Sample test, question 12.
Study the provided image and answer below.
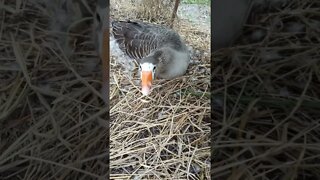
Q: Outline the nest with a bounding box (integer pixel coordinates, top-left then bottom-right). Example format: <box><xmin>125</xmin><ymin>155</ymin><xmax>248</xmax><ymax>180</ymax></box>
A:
<box><xmin>213</xmin><ymin>0</ymin><xmax>320</xmax><ymax>179</ymax></box>
<box><xmin>0</xmin><ymin>0</ymin><xmax>108</xmax><ymax>179</ymax></box>
<box><xmin>110</xmin><ymin>0</ymin><xmax>211</xmax><ymax>179</ymax></box>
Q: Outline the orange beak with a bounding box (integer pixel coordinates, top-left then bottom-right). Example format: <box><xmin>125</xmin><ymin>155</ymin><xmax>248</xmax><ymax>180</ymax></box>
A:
<box><xmin>141</xmin><ymin>71</ymin><xmax>153</xmax><ymax>96</ymax></box>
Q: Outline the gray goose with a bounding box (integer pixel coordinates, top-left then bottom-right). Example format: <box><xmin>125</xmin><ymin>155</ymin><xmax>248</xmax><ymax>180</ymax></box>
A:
<box><xmin>111</xmin><ymin>20</ymin><xmax>190</xmax><ymax>96</ymax></box>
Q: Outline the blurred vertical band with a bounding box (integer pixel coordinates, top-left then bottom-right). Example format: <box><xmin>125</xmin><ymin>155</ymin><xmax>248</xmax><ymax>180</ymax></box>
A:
<box><xmin>94</xmin><ymin>0</ymin><xmax>109</xmax><ymax>104</ymax></box>
<box><xmin>94</xmin><ymin>0</ymin><xmax>110</xmax><ymax>178</ymax></box>
<box><xmin>212</xmin><ymin>0</ymin><xmax>252</xmax><ymax>51</ymax></box>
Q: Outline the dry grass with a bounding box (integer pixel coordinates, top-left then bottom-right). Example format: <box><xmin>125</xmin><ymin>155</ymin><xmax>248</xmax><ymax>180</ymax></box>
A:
<box><xmin>110</xmin><ymin>0</ymin><xmax>175</xmax><ymax>24</ymax></box>
<box><xmin>110</xmin><ymin>0</ymin><xmax>211</xmax><ymax>179</ymax></box>
<box><xmin>0</xmin><ymin>0</ymin><xmax>108</xmax><ymax>179</ymax></box>
<box><xmin>212</xmin><ymin>0</ymin><xmax>320</xmax><ymax>179</ymax></box>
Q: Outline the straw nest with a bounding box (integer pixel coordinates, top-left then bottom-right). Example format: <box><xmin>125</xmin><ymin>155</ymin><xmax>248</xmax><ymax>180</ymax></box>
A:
<box><xmin>110</xmin><ymin>0</ymin><xmax>210</xmax><ymax>179</ymax></box>
<box><xmin>1</xmin><ymin>0</ymin><xmax>108</xmax><ymax>179</ymax></box>
<box><xmin>212</xmin><ymin>0</ymin><xmax>320</xmax><ymax>179</ymax></box>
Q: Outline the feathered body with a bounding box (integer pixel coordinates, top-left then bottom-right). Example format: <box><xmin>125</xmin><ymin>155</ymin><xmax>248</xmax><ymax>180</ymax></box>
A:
<box><xmin>111</xmin><ymin>20</ymin><xmax>190</xmax><ymax>80</ymax></box>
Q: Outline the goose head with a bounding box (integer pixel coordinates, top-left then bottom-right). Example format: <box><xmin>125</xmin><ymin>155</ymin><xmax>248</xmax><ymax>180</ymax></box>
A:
<box><xmin>138</xmin><ymin>48</ymin><xmax>172</xmax><ymax>96</ymax></box>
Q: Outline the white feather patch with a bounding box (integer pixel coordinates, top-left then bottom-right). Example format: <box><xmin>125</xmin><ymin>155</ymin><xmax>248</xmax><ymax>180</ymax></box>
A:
<box><xmin>140</xmin><ymin>62</ymin><xmax>155</xmax><ymax>72</ymax></box>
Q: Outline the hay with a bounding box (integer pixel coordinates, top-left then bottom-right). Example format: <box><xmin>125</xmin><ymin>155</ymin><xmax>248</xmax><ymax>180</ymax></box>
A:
<box><xmin>110</xmin><ymin>1</ymin><xmax>211</xmax><ymax>179</ymax></box>
<box><xmin>212</xmin><ymin>0</ymin><xmax>320</xmax><ymax>179</ymax></box>
<box><xmin>110</xmin><ymin>0</ymin><xmax>175</xmax><ymax>24</ymax></box>
<box><xmin>0</xmin><ymin>0</ymin><xmax>108</xmax><ymax>179</ymax></box>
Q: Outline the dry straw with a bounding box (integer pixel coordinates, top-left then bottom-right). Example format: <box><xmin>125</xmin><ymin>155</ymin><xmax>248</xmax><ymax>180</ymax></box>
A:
<box><xmin>110</xmin><ymin>0</ymin><xmax>211</xmax><ymax>179</ymax></box>
<box><xmin>212</xmin><ymin>0</ymin><xmax>320</xmax><ymax>179</ymax></box>
<box><xmin>1</xmin><ymin>0</ymin><xmax>108</xmax><ymax>179</ymax></box>
<box><xmin>0</xmin><ymin>0</ymin><xmax>210</xmax><ymax>179</ymax></box>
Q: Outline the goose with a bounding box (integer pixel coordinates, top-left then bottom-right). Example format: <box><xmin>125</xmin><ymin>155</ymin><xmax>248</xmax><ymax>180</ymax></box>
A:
<box><xmin>111</xmin><ymin>20</ymin><xmax>190</xmax><ymax>96</ymax></box>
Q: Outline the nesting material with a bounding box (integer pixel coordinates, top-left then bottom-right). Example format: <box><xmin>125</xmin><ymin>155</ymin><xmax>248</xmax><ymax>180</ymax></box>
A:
<box><xmin>212</xmin><ymin>0</ymin><xmax>320</xmax><ymax>179</ymax></box>
<box><xmin>110</xmin><ymin>0</ymin><xmax>210</xmax><ymax>179</ymax></box>
<box><xmin>110</xmin><ymin>0</ymin><xmax>174</xmax><ymax>23</ymax></box>
<box><xmin>0</xmin><ymin>0</ymin><xmax>108</xmax><ymax>179</ymax></box>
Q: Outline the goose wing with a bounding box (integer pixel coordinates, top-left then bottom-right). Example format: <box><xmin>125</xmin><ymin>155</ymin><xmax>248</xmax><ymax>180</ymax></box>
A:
<box><xmin>111</xmin><ymin>20</ymin><xmax>167</xmax><ymax>60</ymax></box>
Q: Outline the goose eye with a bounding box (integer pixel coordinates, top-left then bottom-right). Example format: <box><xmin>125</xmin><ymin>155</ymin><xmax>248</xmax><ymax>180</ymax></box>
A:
<box><xmin>139</xmin><ymin>65</ymin><xmax>141</xmax><ymax>70</ymax></box>
<box><xmin>153</xmin><ymin>66</ymin><xmax>156</xmax><ymax>71</ymax></box>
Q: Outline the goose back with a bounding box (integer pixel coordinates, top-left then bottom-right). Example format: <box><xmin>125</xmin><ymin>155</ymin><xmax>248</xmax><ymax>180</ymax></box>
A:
<box><xmin>111</xmin><ymin>20</ymin><xmax>187</xmax><ymax>61</ymax></box>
